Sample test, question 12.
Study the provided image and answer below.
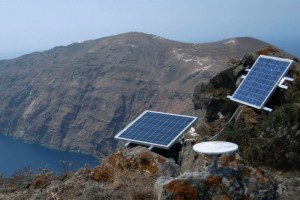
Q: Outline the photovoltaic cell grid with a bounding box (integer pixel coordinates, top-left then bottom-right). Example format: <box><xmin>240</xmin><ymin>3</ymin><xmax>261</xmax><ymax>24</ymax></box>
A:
<box><xmin>229</xmin><ymin>55</ymin><xmax>293</xmax><ymax>109</ymax></box>
<box><xmin>114</xmin><ymin>110</ymin><xmax>197</xmax><ymax>149</ymax></box>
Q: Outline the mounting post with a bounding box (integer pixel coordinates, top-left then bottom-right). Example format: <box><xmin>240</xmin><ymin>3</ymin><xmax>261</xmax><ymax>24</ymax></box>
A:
<box><xmin>148</xmin><ymin>146</ymin><xmax>154</xmax><ymax>150</ymax></box>
<box><xmin>278</xmin><ymin>77</ymin><xmax>294</xmax><ymax>89</ymax></box>
<box><xmin>263</xmin><ymin>107</ymin><xmax>272</xmax><ymax>112</ymax></box>
<box><xmin>125</xmin><ymin>142</ymin><xmax>131</xmax><ymax>147</ymax></box>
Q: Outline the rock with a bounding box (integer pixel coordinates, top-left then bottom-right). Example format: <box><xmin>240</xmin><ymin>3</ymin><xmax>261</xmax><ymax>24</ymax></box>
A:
<box><xmin>155</xmin><ymin>158</ymin><xmax>278</xmax><ymax>200</ymax></box>
<box><xmin>209</xmin><ymin>68</ymin><xmax>236</xmax><ymax>90</ymax></box>
<box><xmin>192</xmin><ymin>67</ymin><xmax>239</xmax><ymax>122</ymax></box>
<box><xmin>276</xmin><ymin>177</ymin><xmax>300</xmax><ymax>199</ymax></box>
<box><xmin>90</xmin><ymin>146</ymin><xmax>180</xmax><ymax>182</ymax></box>
<box><xmin>179</xmin><ymin>139</ymin><xmax>211</xmax><ymax>173</ymax></box>
<box><xmin>233</xmin><ymin>64</ymin><xmax>245</xmax><ymax>78</ymax></box>
<box><xmin>154</xmin><ymin>176</ymin><xmax>172</xmax><ymax>200</ymax></box>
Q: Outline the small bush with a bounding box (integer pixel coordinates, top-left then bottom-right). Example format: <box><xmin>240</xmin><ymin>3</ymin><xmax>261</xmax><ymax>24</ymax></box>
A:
<box><xmin>9</xmin><ymin>167</ymin><xmax>33</xmax><ymax>189</ymax></box>
<box><xmin>31</xmin><ymin>171</ymin><xmax>53</xmax><ymax>189</ymax></box>
<box><xmin>256</xmin><ymin>47</ymin><xmax>279</xmax><ymax>55</ymax></box>
<box><xmin>90</xmin><ymin>166</ymin><xmax>114</xmax><ymax>182</ymax></box>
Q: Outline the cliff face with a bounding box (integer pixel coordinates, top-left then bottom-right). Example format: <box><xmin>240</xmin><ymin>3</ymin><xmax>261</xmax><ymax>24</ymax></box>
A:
<box><xmin>0</xmin><ymin>32</ymin><xmax>270</xmax><ymax>157</ymax></box>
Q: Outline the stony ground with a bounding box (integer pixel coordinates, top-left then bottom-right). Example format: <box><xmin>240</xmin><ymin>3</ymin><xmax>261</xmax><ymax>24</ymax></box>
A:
<box><xmin>267</xmin><ymin>168</ymin><xmax>300</xmax><ymax>200</ymax></box>
<box><xmin>0</xmin><ymin>147</ymin><xmax>178</xmax><ymax>200</ymax></box>
<box><xmin>0</xmin><ymin>147</ymin><xmax>299</xmax><ymax>199</ymax></box>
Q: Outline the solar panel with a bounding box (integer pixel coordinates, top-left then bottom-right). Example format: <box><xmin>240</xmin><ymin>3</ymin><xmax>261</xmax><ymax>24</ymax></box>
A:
<box><xmin>114</xmin><ymin>110</ymin><xmax>197</xmax><ymax>149</ymax></box>
<box><xmin>229</xmin><ymin>55</ymin><xmax>293</xmax><ymax>110</ymax></box>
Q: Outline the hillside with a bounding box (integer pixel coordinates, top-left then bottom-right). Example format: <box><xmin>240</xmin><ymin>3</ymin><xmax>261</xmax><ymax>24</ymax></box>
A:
<box><xmin>0</xmin><ymin>32</ymin><xmax>271</xmax><ymax>158</ymax></box>
<box><xmin>0</xmin><ymin>37</ymin><xmax>299</xmax><ymax>199</ymax></box>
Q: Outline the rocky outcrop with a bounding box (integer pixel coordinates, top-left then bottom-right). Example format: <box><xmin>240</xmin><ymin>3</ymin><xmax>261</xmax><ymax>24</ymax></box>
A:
<box><xmin>0</xmin><ymin>146</ymin><xmax>180</xmax><ymax>200</ymax></box>
<box><xmin>155</xmin><ymin>154</ymin><xmax>278</xmax><ymax>200</ymax></box>
<box><xmin>192</xmin><ymin>53</ymin><xmax>257</xmax><ymax>122</ymax></box>
<box><xmin>0</xmin><ymin>139</ymin><xmax>298</xmax><ymax>199</ymax></box>
<box><xmin>90</xmin><ymin>146</ymin><xmax>179</xmax><ymax>182</ymax></box>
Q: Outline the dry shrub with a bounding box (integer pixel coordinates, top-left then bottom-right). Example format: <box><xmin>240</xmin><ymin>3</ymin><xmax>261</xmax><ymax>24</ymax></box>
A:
<box><xmin>31</xmin><ymin>172</ymin><xmax>53</xmax><ymax>189</ymax></box>
<box><xmin>256</xmin><ymin>46</ymin><xmax>279</xmax><ymax>55</ymax></box>
<box><xmin>9</xmin><ymin>167</ymin><xmax>33</xmax><ymax>189</ymax></box>
<box><xmin>106</xmin><ymin>150</ymin><xmax>134</xmax><ymax>170</ymax></box>
<box><xmin>107</xmin><ymin>166</ymin><xmax>157</xmax><ymax>200</ymax></box>
<box><xmin>90</xmin><ymin>150</ymin><xmax>133</xmax><ymax>182</ymax></box>
<box><xmin>90</xmin><ymin>148</ymin><xmax>164</xmax><ymax>183</ymax></box>
<box><xmin>90</xmin><ymin>148</ymin><xmax>163</xmax><ymax>199</ymax></box>
<box><xmin>235</xmin><ymin>106</ymin><xmax>261</xmax><ymax>126</ymax></box>
<box><xmin>136</xmin><ymin>151</ymin><xmax>159</xmax><ymax>174</ymax></box>
<box><xmin>90</xmin><ymin>166</ymin><xmax>114</xmax><ymax>182</ymax></box>
<box><xmin>199</xmin><ymin>119</ymin><xmax>226</xmax><ymax>138</ymax></box>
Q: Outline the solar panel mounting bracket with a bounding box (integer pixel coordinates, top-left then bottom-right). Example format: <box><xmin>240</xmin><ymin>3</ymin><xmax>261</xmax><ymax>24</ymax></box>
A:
<box><xmin>263</xmin><ymin>107</ymin><xmax>272</xmax><ymax>112</ymax></box>
<box><xmin>228</xmin><ymin>55</ymin><xmax>294</xmax><ymax>112</ymax></box>
<box><xmin>278</xmin><ymin>77</ymin><xmax>294</xmax><ymax>90</ymax></box>
<box><xmin>125</xmin><ymin>142</ymin><xmax>131</xmax><ymax>147</ymax></box>
<box><xmin>148</xmin><ymin>146</ymin><xmax>154</xmax><ymax>150</ymax></box>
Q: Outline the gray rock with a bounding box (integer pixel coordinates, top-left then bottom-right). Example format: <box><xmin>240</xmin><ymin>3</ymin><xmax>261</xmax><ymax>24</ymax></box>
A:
<box><xmin>155</xmin><ymin>158</ymin><xmax>278</xmax><ymax>200</ymax></box>
<box><xmin>154</xmin><ymin>176</ymin><xmax>172</xmax><ymax>200</ymax></box>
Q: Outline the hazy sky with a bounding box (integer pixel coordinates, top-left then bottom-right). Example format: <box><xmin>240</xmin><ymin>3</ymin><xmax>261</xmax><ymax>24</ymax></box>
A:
<box><xmin>1</xmin><ymin>0</ymin><xmax>300</xmax><ymax>59</ymax></box>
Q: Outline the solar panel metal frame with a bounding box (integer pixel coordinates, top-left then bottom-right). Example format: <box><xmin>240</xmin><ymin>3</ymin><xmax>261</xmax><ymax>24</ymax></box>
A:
<box><xmin>114</xmin><ymin>110</ymin><xmax>197</xmax><ymax>149</ymax></box>
<box><xmin>229</xmin><ymin>55</ymin><xmax>294</xmax><ymax>109</ymax></box>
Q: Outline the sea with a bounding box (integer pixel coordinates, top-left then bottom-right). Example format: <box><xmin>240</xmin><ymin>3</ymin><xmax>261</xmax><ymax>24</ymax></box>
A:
<box><xmin>0</xmin><ymin>134</ymin><xmax>99</xmax><ymax>177</ymax></box>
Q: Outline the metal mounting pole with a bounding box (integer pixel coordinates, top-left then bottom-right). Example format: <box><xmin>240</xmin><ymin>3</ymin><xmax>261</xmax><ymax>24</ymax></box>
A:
<box><xmin>211</xmin><ymin>154</ymin><xmax>220</xmax><ymax>174</ymax></box>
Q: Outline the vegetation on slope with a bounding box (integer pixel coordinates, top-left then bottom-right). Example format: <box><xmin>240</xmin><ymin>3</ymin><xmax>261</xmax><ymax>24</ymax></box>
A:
<box><xmin>193</xmin><ymin>47</ymin><xmax>300</xmax><ymax>170</ymax></box>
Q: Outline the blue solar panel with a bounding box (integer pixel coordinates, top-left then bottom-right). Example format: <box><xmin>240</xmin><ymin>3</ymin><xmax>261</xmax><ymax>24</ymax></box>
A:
<box><xmin>229</xmin><ymin>55</ymin><xmax>293</xmax><ymax>109</ymax></box>
<box><xmin>114</xmin><ymin>110</ymin><xmax>197</xmax><ymax>149</ymax></box>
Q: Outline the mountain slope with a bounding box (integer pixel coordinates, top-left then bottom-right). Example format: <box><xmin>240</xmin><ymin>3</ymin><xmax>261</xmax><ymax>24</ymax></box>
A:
<box><xmin>0</xmin><ymin>32</ymin><xmax>271</xmax><ymax>157</ymax></box>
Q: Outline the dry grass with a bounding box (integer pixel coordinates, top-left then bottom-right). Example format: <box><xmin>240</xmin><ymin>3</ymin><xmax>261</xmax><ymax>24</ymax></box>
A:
<box><xmin>89</xmin><ymin>148</ymin><xmax>169</xmax><ymax>199</ymax></box>
<box><xmin>256</xmin><ymin>46</ymin><xmax>279</xmax><ymax>55</ymax></box>
<box><xmin>31</xmin><ymin>173</ymin><xmax>53</xmax><ymax>189</ymax></box>
<box><xmin>198</xmin><ymin>119</ymin><xmax>226</xmax><ymax>138</ymax></box>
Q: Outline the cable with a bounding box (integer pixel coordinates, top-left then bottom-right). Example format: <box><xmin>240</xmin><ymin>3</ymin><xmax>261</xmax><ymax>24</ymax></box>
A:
<box><xmin>209</xmin><ymin>105</ymin><xmax>242</xmax><ymax>141</ymax></box>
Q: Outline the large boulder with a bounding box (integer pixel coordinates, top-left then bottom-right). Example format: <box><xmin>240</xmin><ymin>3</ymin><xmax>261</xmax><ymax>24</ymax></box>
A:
<box><xmin>155</xmin><ymin>154</ymin><xmax>278</xmax><ymax>200</ymax></box>
<box><xmin>90</xmin><ymin>146</ymin><xmax>180</xmax><ymax>182</ymax></box>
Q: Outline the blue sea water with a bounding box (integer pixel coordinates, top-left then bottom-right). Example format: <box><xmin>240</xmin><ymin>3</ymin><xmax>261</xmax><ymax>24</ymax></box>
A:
<box><xmin>0</xmin><ymin>135</ymin><xmax>99</xmax><ymax>177</ymax></box>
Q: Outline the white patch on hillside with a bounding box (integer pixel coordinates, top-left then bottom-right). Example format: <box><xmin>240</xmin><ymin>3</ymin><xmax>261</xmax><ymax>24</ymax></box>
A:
<box><xmin>173</xmin><ymin>50</ymin><xmax>196</xmax><ymax>63</ymax></box>
<box><xmin>172</xmin><ymin>49</ymin><xmax>213</xmax><ymax>75</ymax></box>
<box><xmin>223</xmin><ymin>39</ymin><xmax>237</xmax><ymax>45</ymax></box>
<box><xmin>126</xmin><ymin>43</ymin><xmax>135</xmax><ymax>48</ymax></box>
<box><xmin>23</xmin><ymin>99</ymin><xmax>38</xmax><ymax>117</ymax></box>
<box><xmin>153</xmin><ymin>35</ymin><xmax>166</xmax><ymax>40</ymax></box>
<box><xmin>193</xmin><ymin>65</ymin><xmax>212</xmax><ymax>73</ymax></box>
<box><xmin>173</xmin><ymin>50</ymin><xmax>212</xmax><ymax>68</ymax></box>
